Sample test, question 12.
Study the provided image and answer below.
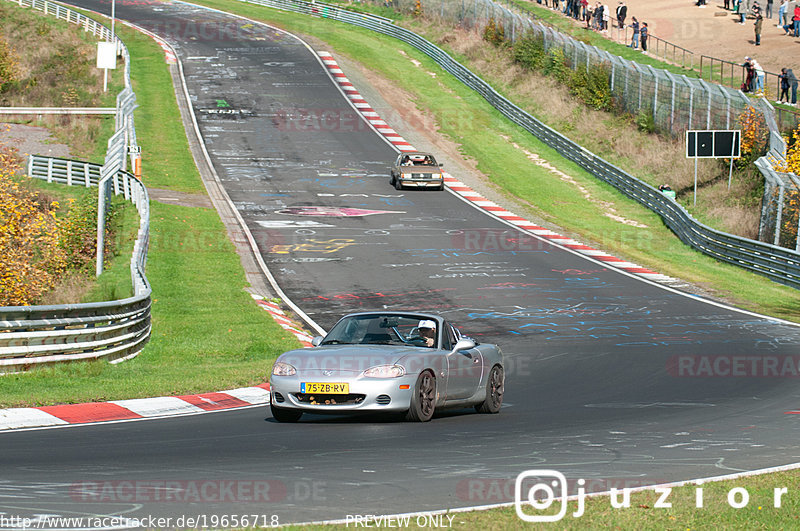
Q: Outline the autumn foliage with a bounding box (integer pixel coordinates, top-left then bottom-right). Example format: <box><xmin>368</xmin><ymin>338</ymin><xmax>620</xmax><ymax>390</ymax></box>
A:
<box><xmin>777</xmin><ymin>126</ymin><xmax>800</xmax><ymax>246</ymax></box>
<box><xmin>0</xmin><ymin>139</ymin><xmax>121</xmax><ymax>306</ymax></box>
<box><xmin>735</xmin><ymin>106</ymin><xmax>769</xmax><ymax>169</ymax></box>
<box><xmin>0</xmin><ymin>143</ymin><xmax>66</xmax><ymax>306</ymax></box>
<box><xmin>0</xmin><ymin>30</ymin><xmax>20</xmax><ymax>92</ymax></box>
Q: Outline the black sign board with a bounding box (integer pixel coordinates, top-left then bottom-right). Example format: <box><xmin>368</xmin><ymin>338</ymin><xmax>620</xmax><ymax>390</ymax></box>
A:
<box><xmin>686</xmin><ymin>130</ymin><xmax>741</xmax><ymax>159</ymax></box>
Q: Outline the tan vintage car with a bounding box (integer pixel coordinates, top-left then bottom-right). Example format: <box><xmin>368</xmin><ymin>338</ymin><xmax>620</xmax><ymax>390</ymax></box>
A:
<box><xmin>389</xmin><ymin>152</ymin><xmax>445</xmax><ymax>191</ymax></box>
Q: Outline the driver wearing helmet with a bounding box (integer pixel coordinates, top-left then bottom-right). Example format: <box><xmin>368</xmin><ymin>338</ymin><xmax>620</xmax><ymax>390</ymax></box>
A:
<box><xmin>416</xmin><ymin>320</ymin><xmax>437</xmax><ymax>348</ymax></box>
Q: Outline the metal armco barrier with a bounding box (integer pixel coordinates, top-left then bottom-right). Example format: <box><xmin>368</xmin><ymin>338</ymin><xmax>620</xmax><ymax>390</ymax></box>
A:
<box><xmin>236</xmin><ymin>0</ymin><xmax>800</xmax><ymax>289</ymax></box>
<box><xmin>1</xmin><ymin>0</ymin><xmax>150</xmax><ymax>371</ymax></box>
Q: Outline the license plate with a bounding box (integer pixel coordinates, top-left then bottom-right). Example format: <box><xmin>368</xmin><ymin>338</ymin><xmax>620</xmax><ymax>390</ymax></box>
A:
<box><xmin>301</xmin><ymin>382</ymin><xmax>349</xmax><ymax>394</ymax></box>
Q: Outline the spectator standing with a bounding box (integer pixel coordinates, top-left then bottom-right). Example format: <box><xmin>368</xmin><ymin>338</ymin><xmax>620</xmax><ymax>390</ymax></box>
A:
<box><xmin>742</xmin><ymin>57</ymin><xmax>755</xmax><ymax>92</ymax></box>
<box><xmin>603</xmin><ymin>3</ymin><xmax>611</xmax><ymax>31</ymax></box>
<box><xmin>767</xmin><ymin>0</ymin><xmax>774</xmax><ymax>17</ymax></box>
<box><xmin>788</xmin><ymin>68</ymin><xmax>798</xmax><ymax>105</ymax></box>
<box><xmin>616</xmin><ymin>1</ymin><xmax>627</xmax><ymax>27</ymax></box>
<box><xmin>778</xmin><ymin>0</ymin><xmax>787</xmax><ymax>25</ymax></box>
<box><xmin>735</xmin><ymin>0</ymin><xmax>746</xmax><ymax>23</ymax></box>
<box><xmin>724</xmin><ymin>0</ymin><xmax>731</xmax><ymax>9</ymax></box>
<box><xmin>629</xmin><ymin>16</ymin><xmax>640</xmax><ymax>48</ymax></box>
<box><xmin>753</xmin><ymin>59</ymin><xmax>765</xmax><ymax>93</ymax></box>
<box><xmin>795</xmin><ymin>4</ymin><xmax>800</xmax><ymax>35</ymax></box>
<box><xmin>754</xmin><ymin>12</ymin><xmax>764</xmax><ymax>44</ymax></box>
<box><xmin>640</xmin><ymin>22</ymin><xmax>648</xmax><ymax>52</ymax></box>
<box><xmin>594</xmin><ymin>2</ymin><xmax>602</xmax><ymax>30</ymax></box>
<box><xmin>581</xmin><ymin>0</ymin><xmax>588</xmax><ymax>20</ymax></box>
<box><xmin>778</xmin><ymin>68</ymin><xmax>790</xmax><ymax>104</ymax></box>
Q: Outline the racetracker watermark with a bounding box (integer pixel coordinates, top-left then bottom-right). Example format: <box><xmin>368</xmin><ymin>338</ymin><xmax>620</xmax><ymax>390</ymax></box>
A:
<box><xmin>450</xmin><ymin>229</ymin><xmax>547</xmax><ymax>253</ymax></box>
<box><xmin>514</xmin><ymin>469</ymin><xmax>796</xmax><ymax>522</ymax></box>
<box><xmin>667</xmin><ymin>355</ymin><xmax>800</xmax><ymax>377</ymax></box>
<box><xmin>69</xmin><ymin>479</ymin><xmax>325</xmax><ymax>503</ymax></box>
<box><xmin>345</xmin><ymin>513</ymin><xmax>455</xmax><ymax>528</ymax></box>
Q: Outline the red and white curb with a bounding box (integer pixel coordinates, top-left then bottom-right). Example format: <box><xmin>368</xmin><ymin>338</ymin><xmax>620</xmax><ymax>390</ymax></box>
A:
<box><xmin>253</xmin><ymin>296</ymin><xmax>315</xmax><ymax>347</ymax></box>
<box><xmin>319</xmin><ymin>51</ymin><xmax>676</xmax><ymax>285</ymax></box>
<box><xmin>0</xmin><ymin>384</ymin><xmax>271</xmax><ymax>431</ymax></box>
<box><xmin>319</xmin><ymin>51</ymin><xmax>416</xmax><ymax>153</ymax></box>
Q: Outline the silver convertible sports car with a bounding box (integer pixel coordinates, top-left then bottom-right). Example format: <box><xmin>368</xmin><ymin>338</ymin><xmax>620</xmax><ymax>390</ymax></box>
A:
<box><xmin>269</xmin><ymin>312</ymin><xmax>504</xmax><ymax>422</ymax></box>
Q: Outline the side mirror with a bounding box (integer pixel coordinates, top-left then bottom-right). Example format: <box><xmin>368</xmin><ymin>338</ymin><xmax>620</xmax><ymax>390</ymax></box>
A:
<box><xmin>452</xmin><ymin>338</ymin><xmax>476</xmax><ymax>353</ymax></box>
<box><xmin>311</xmin><ymin>336</ymin><xmax>324</xmax><ymax>347</ymax></box>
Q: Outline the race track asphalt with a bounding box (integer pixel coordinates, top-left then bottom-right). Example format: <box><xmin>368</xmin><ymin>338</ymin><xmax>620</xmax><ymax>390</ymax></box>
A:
<box><xmin>1</xmin><ymin>1</ymin><xmax>799</xmax><ymax>526</ymax></box>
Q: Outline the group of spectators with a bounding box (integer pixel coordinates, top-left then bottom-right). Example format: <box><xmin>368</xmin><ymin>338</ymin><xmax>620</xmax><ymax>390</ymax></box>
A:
<box><xmin>536</xmin><ymin>0</ymin><xmax>797</xmax><ymax>104</ymax></box>
<box><xmin>535</xmin><ymin>1</ymin><xmax>651</xmax><ymax>50</ymax></box>
<box><xmin>743</xmin><ymin>57</ymin><xmax>798</xmax><ymax>105</ymax></box>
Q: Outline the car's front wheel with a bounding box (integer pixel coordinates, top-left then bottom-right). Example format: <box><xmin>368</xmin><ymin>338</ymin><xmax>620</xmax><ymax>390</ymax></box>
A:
<box><xmin>475</xmin><ymin>365</ymin><xmax>504</xmax><ymax>414</ymax></box>
<box><xmin>406</xmin><ymin>370</ymin><xmax>436</xmax><ymax>422</ymax></box>
<box><xmin>271</xmin><ymin>404</ymin><xmax>303</xmax><ymax>422</ymax></box>
<box><xmin>394</xmin><ymin>178</ymin><xmax>404</xmax><ymax>190</ymax></box>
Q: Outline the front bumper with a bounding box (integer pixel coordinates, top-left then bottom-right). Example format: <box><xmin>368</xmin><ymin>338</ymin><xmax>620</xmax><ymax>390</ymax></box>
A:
<box><xmin>270</xmin><ymin>374</ymin><xmax>416</xmax><ymax>413</ymax></box>
<box><xmin>398</xmin><ymin>175</ymin><xmax>443</xmax><ymax>188</ymax></box>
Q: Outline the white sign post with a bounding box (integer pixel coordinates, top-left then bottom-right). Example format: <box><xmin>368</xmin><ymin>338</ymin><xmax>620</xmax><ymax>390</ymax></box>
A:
<box><xmin>96</xmin><ymin>41</ymin><xmax>117</xmax><ymax>93</ymax></box>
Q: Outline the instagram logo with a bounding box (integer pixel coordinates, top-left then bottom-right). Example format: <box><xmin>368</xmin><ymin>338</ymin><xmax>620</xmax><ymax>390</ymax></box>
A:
<box><xmin>515</xmin><ymin>470</ymin><xmax>585</xmax><ymax>522</ymax></box>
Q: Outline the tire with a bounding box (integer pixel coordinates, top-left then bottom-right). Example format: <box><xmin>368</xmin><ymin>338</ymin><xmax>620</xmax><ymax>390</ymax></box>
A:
<box><xmin>271</xmin><ymin>403</ymin><xmax>303</xmax><ymax>422</ymax></box>
<box><xmin>436</xmin><ymin>182</ymin><xmax>445</xmax><ymax>191</ymax></box>
<box><xmin>394</xmin><ymin>178</ymin><xmax>403</xmax><ymax>190</ymax></box>
<box><xmin>406</xmin><ymin>370</ymin><xmax>436</xmax><ymax>422</ymax></box>
<box><xmin>475</xmin><ymin>365</ymin><xmax>504</xmax><ymax>414</ymax></box>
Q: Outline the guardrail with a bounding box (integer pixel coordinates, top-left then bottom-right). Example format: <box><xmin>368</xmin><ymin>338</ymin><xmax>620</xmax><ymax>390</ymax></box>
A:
<box><xmin>244</xmin><ymin>0</ymin><xmax>800</xmax><ymax>288</ymax></box>
<box><xmin>0</xmin><ymin>0</ymin><xmax>150</xmax><ymax>371</ymax></box>
<box><xmin>0</xmin><ymin>107</ymin><xmax>117</xmax><ymax>115</ymax></box>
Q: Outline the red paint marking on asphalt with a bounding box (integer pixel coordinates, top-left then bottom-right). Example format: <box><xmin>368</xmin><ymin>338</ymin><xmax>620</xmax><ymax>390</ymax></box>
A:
<box><xmin>178</xmin><ymin>392</ymin><xmax>252</xmax><ymax>411</ymax></box>
<box><xmin>39</xmin><ymin>403</ymin><xmax>144</xmax><ymax>424</ymax></box>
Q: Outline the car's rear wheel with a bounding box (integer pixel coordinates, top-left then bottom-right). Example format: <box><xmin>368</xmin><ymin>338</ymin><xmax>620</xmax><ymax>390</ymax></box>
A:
<box><xmin>475</xmin><ymin>365</ymin><xmax>504</xmax><ymax>414</ymax></box>
<box><xmin>406</xmin><ymin>370</ymin><xmax>436</xmax><ymax>422</ymax></box>
<box><xmin>271</xmin><ymin>404</ymin><xmax>303</xmax><ymax>422</ymax></box>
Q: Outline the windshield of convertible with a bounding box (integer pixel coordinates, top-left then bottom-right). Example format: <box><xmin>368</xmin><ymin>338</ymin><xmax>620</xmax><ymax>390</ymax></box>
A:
<box><xmin>320</xmin><ymin>314</ymin><xmax>438</xmax><ymax>348</ymax></box>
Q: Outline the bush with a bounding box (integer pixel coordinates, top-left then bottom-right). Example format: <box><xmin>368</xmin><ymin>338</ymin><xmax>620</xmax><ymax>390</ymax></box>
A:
<box><xmin>735</xmin><ymin>106</ymin><xmax>769</xmax><ymax>170</ymax></box>
<box><xmin>544</xmin><ymin>47</ymin><xmax>570</xmax><ymax>84</ymax></box>
<box><xmin>483</xmin><ymin>17</ymin><xmax>506</xmax><ymax>47</ymax></box>
<box><xmin>0</xmin><ymin>147</ymin><xmax>65</xmax><ymax>306</ymax></box>
<box><xmin>0</xmin><ymin>31</ymin><xmax>20</xmax><ymax>93</ymax></box>
<box><xmin>779</xmin><ymin>125</ymin><xmax>800</xmax><ymax>175</ymax></box>
<box><xmin>635</xmin><ymin>109</ymin><xmax>656</xmax><ymax>134</ymax></box>
<box><xmin>512</xmin><ymin>32</ymin><xmax>546</xmax><ymax>71</ymax></box>
<box><xmin>58</xmin><ymin>190</ymin><xmax>122</xmax><ymax>273</ymax></box>
<box><xmin>569</xmin><ymin>62</ymin><xmax>613</xmax><ymax>111</ymax></box>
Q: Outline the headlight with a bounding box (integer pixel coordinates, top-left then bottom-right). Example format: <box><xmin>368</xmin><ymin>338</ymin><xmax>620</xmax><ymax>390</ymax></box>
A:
<box><xmin>272</xmin><ymin>361</ymin><xmax>297</xmax><ymax>376</ymax></box>
<box><xmin>362</xmin><ymin>364</ymin><xmax>405</xmax><ymax>378</ymax></box>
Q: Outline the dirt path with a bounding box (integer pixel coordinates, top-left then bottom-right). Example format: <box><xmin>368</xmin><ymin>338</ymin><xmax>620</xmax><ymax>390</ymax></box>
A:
<box><xmin>0</xmin><ymin>122</ymin><xmax>71</xmax><ymax>159</ymax></box>
<box><xmin>546</xmin><ymin>0</ymin><xmax>798</xmax><ymax>76</ymax></box>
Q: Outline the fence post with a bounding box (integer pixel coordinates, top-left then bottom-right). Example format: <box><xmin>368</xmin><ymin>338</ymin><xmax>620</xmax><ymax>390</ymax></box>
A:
<box><xmin>665</xmin><ymin>71</ymin><xmax>676</xmax><ymax>135</ymax></box>
<box><xmin>775</xmin><ymin>182</ymin><xmax>785</xmax><ymax>247</ymax></box>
